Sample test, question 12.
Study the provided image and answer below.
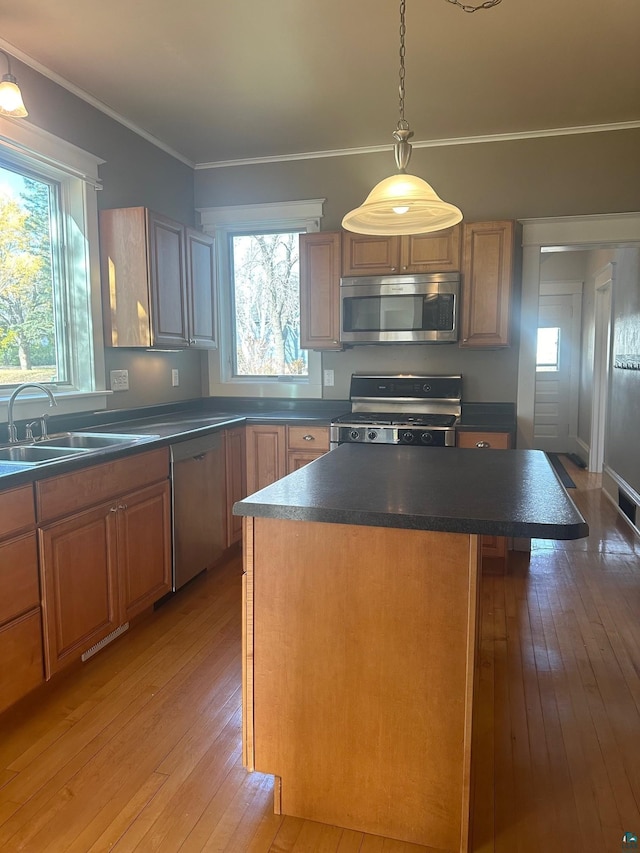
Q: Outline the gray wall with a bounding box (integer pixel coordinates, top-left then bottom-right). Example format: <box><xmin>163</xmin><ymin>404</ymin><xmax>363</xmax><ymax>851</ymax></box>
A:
<box><xmin>607</xmin><ymin>249</ymin><xmax>640</xmax><ymax>496</ymax></box>
<box><xmin>196</xmin><ymin>129</ymin><xmax>640</xmax><ymax>405</ymax></box>
<box><xmin>13</xmin><ymin>58</ymin><xmax>205</xmax><ymax>411</ymax></box>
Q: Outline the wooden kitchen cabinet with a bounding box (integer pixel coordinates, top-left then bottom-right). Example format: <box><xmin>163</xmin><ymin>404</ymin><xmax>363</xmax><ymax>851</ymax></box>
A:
<box><xmin>245</xmin><ymin>425</ymin><xmax>287</xmax><ymax>494</ymax></box>
<box><xmin>0</xmin><ymin>484</ymin><xmax>44</xmax><ymax>713</ymax></box>
<box><xmin>225</xmin><ymin>427</ymin><xmax>247</xmax><ymax>547</ymax></box>
<box><xmin>286</xmin><ymin>425</ymin><xmax>330</xmax><ymax>473</ymax></box>
<box><xmin>341</xmin><ymin>228</ymin><xmax>461</xmax><ymax>276</ymax></box>
<box><xmin>100</xmin><ymin>207</ymin><xmax>217</xmax><ymax>349</ymax></box>
<box><xmin>460</xmin><ymin>220</ymin><xmax>516</xmax><ymax>348</ymax></box>
<box><xmin>37</xmin><ymin>448</ymin><xmax>171</xmax><ymax>676</ymax></box>
<box><xmin>299</xmin><ymin>231</ymin><xmax>342</xmax><ymax>350</ymax></box>
<box><xmin>457</xmin><ymin>429</ymin><xmax>512</xmax><ymax>568</ymax></box>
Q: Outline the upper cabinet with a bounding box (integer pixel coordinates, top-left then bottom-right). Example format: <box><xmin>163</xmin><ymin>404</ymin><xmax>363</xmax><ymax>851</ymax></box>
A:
<box><xmin>341</xmin><ymin>228</ymin><xmax>461</xmax><ymax>277</ymax></box>
<box><xmin>100</xmin><ymin>207</ymin><xmax>217</xmax><ymax>349</ymax></box>
<box><xmin>460</xmin><ymin>220</ymin><xmax>516</xmax><ymax>349</ymax></box>
<box><xmin>299</xmin><ymin>231</ymin><xmax>342</xmax><ymax>351</ymax></box>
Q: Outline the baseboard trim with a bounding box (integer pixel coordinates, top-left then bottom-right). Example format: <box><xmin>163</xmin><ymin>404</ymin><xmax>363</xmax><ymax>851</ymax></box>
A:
<box><xmin>602</xmin><ymin>465</ymin><xmax>640</xmax><ymax>538</ymax></box>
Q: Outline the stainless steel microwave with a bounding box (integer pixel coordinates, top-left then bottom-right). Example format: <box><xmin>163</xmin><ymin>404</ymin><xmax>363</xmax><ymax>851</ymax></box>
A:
<box><xmin>340</xmin><ymin>272</ymin><xmax>460</xmax><ymax>344</ymax></box>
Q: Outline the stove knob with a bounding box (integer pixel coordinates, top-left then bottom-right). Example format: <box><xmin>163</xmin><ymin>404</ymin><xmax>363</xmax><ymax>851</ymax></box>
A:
<box><xmin>420</xmin><ymin>431</ymin><xmax>434</xmax><ymax>445</ymax></box>
<box><xmin>349</xmin><ymin>430</ymin><xmax>360</xmax><ymax>441</ymax></box>
<box><xmin>422</xmin><ymin>383</ymin><xmax>432</xmax><ymax>393</ymax></box>
<box><xmin>367</xmin><ymin>430</ymin><xmax>378</xmax><ymax>441</ymax></box>
<box><xmin>401</xmin><ymin>431</ymin><xmax>415</xmax><ymax>443</ymax></box>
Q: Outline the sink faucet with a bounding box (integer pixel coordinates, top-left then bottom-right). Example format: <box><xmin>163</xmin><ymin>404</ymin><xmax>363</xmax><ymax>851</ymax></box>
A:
<box><xmin>7</xmin><ymin>383</ymin><xmax>57</xmax><ymax>443</ymax></box>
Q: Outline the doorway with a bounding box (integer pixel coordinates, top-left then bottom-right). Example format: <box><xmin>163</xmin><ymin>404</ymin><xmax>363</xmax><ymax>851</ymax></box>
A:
<box><xmin>533</xmin><ymin>292</ymin><xmax>580</xmax><ymax>453</ymax></box>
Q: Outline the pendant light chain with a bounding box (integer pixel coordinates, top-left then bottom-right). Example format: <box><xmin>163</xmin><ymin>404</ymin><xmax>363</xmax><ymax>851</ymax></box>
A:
<box><xmin>445</xmin><ymin>0</ymin><xmax>502</xmax><ymax>12</ymax></box>
<box><xmin>398</xmin><ymin>0</ymin><xmax>407</xmax><ymax>129</ymax></box>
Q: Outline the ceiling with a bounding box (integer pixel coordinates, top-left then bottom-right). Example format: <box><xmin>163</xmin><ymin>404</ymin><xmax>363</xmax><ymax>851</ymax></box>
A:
<box><xmin>1</xmin><ymin>0</ymin><xmax>639</xmax><ymax>167</ymax></box>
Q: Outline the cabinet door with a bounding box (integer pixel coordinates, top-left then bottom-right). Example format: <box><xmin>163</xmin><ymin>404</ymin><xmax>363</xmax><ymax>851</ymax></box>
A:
<box><xmin>225</xmin><ymin>427</ymin><xmax>247</xmax><ymax>547</ymax></box>
<box><xmin>287</xmin><ymin>450</ymin><xmax>325</xmax><ymax>474</ymax></box>
<box><xmin>148</xmin><ymin>211</ymin><xmax>189</xmax><ymax>347</ymax></box>
<box><xmin>460</xmin><ymin>220</ymin><xmax>515</xmax><ymax>348</ymax></box>
<box><xmin>118</xmin><ymin>481</ymin><xmax>172</xmax><ymax>621</ymax></box>
<box><xmin>341</xmin><ymin>233</ymin><xmax>401</xmax><ymax>276</ymax></box>
<box><xmin>400</xmin><ymin>228</ymin><xmax>461</xmax><ymax>273</ymax></box>
<box><xmin>186</xmin><ymin>228</ymin><xmax>217</xmax><ymax>349</ymax></box>
<box><xmin>245</xmin><ymin>425</ymin><xmax>287</xmax><ymax>494</ymax></box>
<box><xmin>299</xmin><ymin>232</ymin><xmax>341</xmax><ymax>350</ymax></box>
<box><xmin>0</xmin><ymin>610</ymin><xmax>44</xmax><ymax>714</ymax></box>
<box><xmin>40</xmin><ymin>503</ymin><xmax>121</xmax><ymax>677</ymax></box>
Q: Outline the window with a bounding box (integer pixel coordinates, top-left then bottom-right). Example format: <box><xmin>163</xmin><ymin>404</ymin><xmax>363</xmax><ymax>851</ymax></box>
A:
<box><xmin>199</xmin><ymin>200</ymin><xmax>324</xmax><ymax>399</ymax></box>
<box><xmin>0</xmin><ymin>117</ymin><xmax>106</xmax><ymax>412</ymax></box>
<box><xmin>536</xmin><ymin>326</ymin><xmax>560</xmax><ymax>372</ymax></box>
<box><xmin>230</xmin><ymin>231</ymin><xmax>307</xmax><ymax>378</ymax></box>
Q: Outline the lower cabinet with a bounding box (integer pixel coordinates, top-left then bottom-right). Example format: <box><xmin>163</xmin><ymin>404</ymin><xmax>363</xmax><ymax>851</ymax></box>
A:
<box><xmin>457</xmin><ymin>430</ymin><xmax>512</xmax><ymax>569</ymax></box>
<box><xmin>225</xmin><ymin>427</ymin><xmax>247</xmax><ymax>547</ymax></box>
<box><xmin>37</xmin><ymin>448</ymin><xmax>171</xmax><ymax>677</ymax></box>
<box><xmin>246</xmin><ymin>424</ymin><xmax>331</xmax><ymax>492</ymax></box>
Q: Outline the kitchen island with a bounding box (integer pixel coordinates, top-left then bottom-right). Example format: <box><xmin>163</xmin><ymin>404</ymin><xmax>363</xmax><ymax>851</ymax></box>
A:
<box><xmin>234</xmin><ymin>445</ymin><xmax>588</xmax><ymax>852</ymax></box>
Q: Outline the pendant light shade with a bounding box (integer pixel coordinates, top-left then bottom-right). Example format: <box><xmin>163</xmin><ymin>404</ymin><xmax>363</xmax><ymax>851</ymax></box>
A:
<box><xmin>0</xmin><ymin>52</ymin><xmax>28</xmax><ymax>118</ymax></box>
<box><xmin>342</xmin><ymin>172</ymin><xmax>462</xmax><ymax>236</ymax></box>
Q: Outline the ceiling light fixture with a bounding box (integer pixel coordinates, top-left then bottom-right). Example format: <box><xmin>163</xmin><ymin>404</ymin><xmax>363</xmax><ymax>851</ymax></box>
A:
<box><xmin>342</xmin><ymin>0</ymin><xmax>501</xmax><ymax>236</ymax></box>
<box><xmin>0</xmin><ymin>50</ymin><xmax>28</xmax><ymax>118</ymax></box>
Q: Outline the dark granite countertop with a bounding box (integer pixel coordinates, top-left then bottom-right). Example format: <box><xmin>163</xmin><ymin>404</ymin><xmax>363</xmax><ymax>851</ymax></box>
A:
<box><xmin>234</xmin><ymin>444</ymin><xmax>588</xmax><ymax>540</ymax></box>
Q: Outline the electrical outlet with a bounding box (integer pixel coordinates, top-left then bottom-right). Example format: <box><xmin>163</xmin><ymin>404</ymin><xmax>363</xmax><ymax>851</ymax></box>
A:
<box><xmin>323</xmin><ymin>369</ymin><xmax>334</xmax><ymax>387</ymax></box>
<box><xmin>171</xmin><ymin>369</ymin><xmax>180</xmax><ymax>387</ymax></box>
<box><xmin>110</xmin><ymin>369</ymin><xmax>129</xmax><ymax>392</ymax></box>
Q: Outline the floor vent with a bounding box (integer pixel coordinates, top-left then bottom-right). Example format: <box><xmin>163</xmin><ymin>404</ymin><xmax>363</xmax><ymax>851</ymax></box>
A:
<box><xmin>81</xmin><ymin>623</ymin><xmax>129</xmax><ymax>662</ymax></box>
<box><xmin>618</xmin><ymin>489</ymin><xmax>638</xmax><ymax>528</ymax></box>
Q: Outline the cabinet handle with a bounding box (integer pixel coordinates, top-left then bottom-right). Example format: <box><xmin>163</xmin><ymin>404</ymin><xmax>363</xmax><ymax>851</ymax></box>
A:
<box><xmin>193</xmin><ymin>453</ymin><xmax>206</xmax><ymax>461</ymax></box>
<box><xmin>303</xmin><ymin>434</ymin><xmax>315</xmax><ymax>442</ymax></box>
<box><xmin>190</xmin><ymin>338</ymin><xmax>196</xmax><ymax>344</ymax></box>
<box><xmin>476</xmin><ymin>441</ymin><xmax>491</xmax><ymax>448</ymax></box>
<box><xmin>118</xmin><ymin>503</ymin><xmax>128</xmax><ymax>510</ymax></box>
<box><xmin>391</xmin><ymin>266</ymin><xmax>397</xmax><ymax>271</ymax></box>
<box><xmin>110</xmin><ymin>505</ymin><xmax>118</xmax><ymax>513</ymax></box>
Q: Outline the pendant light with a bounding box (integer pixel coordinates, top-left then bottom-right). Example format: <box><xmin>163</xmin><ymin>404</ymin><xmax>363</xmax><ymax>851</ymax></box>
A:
<box><xmin>342</xmin><ymin>0</ymin><xmax>500</xmax><ymax>236</ymax></box>
<box><xmin>0</xmin><ymin>50</ymin><xmax>28</xmax><ymax>118</ymax></box>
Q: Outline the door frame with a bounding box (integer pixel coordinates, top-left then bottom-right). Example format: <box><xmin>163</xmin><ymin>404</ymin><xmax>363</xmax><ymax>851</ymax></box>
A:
<box><xmin>517</xmin><ymin>212</ymin><xmax>640</xmax><ymax>450</ymax></box>
<box><xmin>590</xmin><ymin>266</ymin><xmax>614</xmax><ymax>472</ymax></box>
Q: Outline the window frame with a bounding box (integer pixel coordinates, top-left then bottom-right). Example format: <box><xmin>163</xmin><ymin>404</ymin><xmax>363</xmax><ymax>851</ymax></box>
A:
<box><xmin>0</xmin><ymin>116</ymin><xmax>108</xmax><ymax>418</ymax></box>
<box><xmin>199</xmin><ymin>200</ymin><xmax>324</xmax><ymax>399</ymax></box>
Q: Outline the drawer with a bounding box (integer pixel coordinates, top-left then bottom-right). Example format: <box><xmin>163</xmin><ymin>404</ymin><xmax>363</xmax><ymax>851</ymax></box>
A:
<box><xmin>0</xmin><ymin>533</ymin><xmax>39</xmax><ymax>625</ymax></box>
<box><xmin>457</xmin><ymin>431</ymin><xmax>511</xmax><ymax>450</ymax></box>
<box><xmin>0</xmin><ymin>484</ymin><xmax>35</xmax><ymax>539</ymax></box>
<box><xmin>287</xmin><ymin>425</ymin><xmax>330</xmax><ymax>452</ymax></box>
<box><xmin>36</xmin><ymin>447</ymin><xmax>170</xmax><ymax>523</ymax></box>
<box><xmin>0</xmin><ymin>608</ymin><xmax>44</xmax><ymax>713</ymax></box>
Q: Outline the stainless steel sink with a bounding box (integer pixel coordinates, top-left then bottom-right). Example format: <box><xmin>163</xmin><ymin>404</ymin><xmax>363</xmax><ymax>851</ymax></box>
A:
<box><xmin>0</xmin><ymin>445</ymin><xmax>85</xmax><ymax>463</ymax></box>
<box><xmin>39</xmin><ymin>432</ymin><xmax>152</xmax><ymax>449</ymax></box>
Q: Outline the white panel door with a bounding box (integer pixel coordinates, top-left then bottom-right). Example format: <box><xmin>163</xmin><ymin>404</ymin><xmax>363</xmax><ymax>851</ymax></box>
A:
<box><xmin>533</xmin><ymin>295</ymin><xmax>576</xmax><ymax>452</ymax></box>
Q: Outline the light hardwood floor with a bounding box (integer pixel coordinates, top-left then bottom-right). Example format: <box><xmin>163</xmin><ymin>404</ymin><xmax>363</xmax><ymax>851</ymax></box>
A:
<box><xmin>1</xmin><ymin>457</ymin><xmax>639</xmax><ymax>852</ymax></box>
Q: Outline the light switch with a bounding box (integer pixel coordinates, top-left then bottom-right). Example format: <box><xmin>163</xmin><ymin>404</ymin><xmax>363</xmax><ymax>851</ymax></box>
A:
<box><xmin>110</xmin><ymin>369</ymin><xmax>129</xmax><ymax>391</ymax></box>
<box><xmin>323</xmin><ymin>369</ymin><xmax>335</xmax><ymax>387</ymax></box>
<box><xmin>172</xmin><ymin>369</ymin><xmax>180</xmax><ymax>387</ymax></box>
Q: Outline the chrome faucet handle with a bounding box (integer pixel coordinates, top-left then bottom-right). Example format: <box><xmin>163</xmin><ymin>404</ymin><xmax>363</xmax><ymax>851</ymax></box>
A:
<box><xmin>40</xmin><ymin>413</ymin><xmax>50</xmax><ymax>439</ymax></box>
<box><xmin>25</xmin><ymin>421</ymin><xmax>38</xmax><ymax>442</ymax></box>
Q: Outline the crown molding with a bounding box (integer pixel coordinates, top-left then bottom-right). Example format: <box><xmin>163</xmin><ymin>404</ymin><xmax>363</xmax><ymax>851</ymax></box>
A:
<box><xmin>195</xmin><ymin>120</ymin><xmax>640</xmax><ymax>170</ymax></box>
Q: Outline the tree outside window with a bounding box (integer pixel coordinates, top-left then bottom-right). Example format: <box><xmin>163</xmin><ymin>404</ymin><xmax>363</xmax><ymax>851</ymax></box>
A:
<box><xmin>230</xmin><ymin>231</ymin><xmax>307</xmax><ymax>377</ymax></box>
<box><xmin>0</xmin><ymin>163</ymin><xmax>59</xmax><ymax>386</ymax></box>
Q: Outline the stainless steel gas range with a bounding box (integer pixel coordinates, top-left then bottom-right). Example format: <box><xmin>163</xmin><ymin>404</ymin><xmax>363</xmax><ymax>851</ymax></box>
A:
<box><xmin>330</xmin><ymin>374</ymin><xmax>462</xmax><ymax>449</ymax></box>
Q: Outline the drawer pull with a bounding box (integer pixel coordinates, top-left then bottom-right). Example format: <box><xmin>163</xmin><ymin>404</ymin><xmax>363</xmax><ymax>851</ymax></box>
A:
<box><xmin>303</xmin><ymin>434</ymin><xmax>315</xmax><ymax>442</ymax></box>
<box><xmin>476</xmin><ymin>440</ymin><xmax>491</xmax><ymax>448</ymax></box>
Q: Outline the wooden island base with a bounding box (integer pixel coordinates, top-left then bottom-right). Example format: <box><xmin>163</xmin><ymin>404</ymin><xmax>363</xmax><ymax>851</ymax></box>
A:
<box><xmin>242</xmin><ymin>516</ymin><xmax>481</xmax><ymax>852</ymax></box>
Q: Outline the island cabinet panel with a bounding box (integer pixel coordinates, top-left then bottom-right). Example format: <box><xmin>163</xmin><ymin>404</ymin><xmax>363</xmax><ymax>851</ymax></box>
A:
<box><xmin>245</xmin><ymin>425</ymin><xmax>287</xmax><ymax>494</ymax></box>
<box><xmin>460</xmin><ymin>220</ymin><xmax>515</xmax><ymax>348</ymax></box>
<box><xmin>244</xmin><ymin>516</ymin><xmax>480</xmax><ymax>850</ymax></box>
<box><xmin>299</xmin><ymin>232</ymin><xmax>341</xmax><ymax>350</ymax></box>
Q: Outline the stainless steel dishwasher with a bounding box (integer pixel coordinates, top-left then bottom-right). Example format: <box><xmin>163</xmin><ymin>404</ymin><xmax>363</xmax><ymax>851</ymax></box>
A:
<box><xmin>170</xmin><ymin>432</ymin><xmax>226</xmax><ymax>590</ymax></box>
